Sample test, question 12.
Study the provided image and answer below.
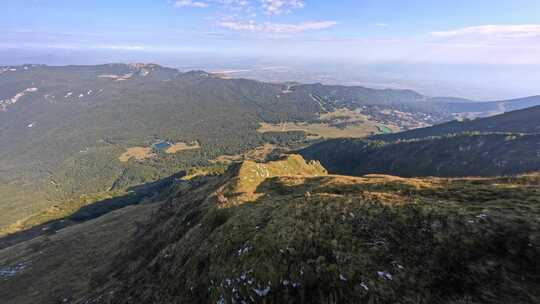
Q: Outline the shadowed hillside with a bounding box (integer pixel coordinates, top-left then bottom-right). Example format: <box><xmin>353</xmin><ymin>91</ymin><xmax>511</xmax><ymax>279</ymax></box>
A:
<box><xmin>372</xmin><ymin>105</ymin><xmax>540</xmax><ymax>142</ymax></box>
<box><xmin>429</xmin><ymin>95</ymin><xmax>540</xmax><ymax>117</ymax></box>
<box><xmin>0</xmin><ymin>155</ymin><xmax>538</xmax><ymax>303</ymax></box>
<box><xmin>218</xmin><ymin>155</ymin><xmax>327</xmax><ymax>205</ymax></box>
<box><xmin>58</xmin><ymin>155</ymin><xmax>539</xmax><ymax>304</ymax></box>
<box><xmin>2</xmin><ymin>63</ymin><xmax>540</xmax><ymax>233</ymax></box>
<box><xmin>0</xmin><ymin>64</ymin><xmax>437</xmax><ymax>231</ymax></box>
<box><xmin>300</xmin><ymin>133</ymin><xmax>540</xmax><ymax>177</ymax></box>
<box><xmin>300</xmin><ymin>105</ymin><xmax>540</xmax><ymax>177</ymax></box>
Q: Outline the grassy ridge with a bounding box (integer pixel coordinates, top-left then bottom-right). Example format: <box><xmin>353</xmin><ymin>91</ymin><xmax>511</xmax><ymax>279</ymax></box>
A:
<box><xmin>79</xmin><ymin>156</ymin><xmax>540</xmax><ymax>304</ymax></box>
<box><xmin>372</xmin><ymin>105</ymin><xmax>540</xmax><ymax>142</ymax></box>
<box><xmin>300</xmin><ymin>105</ymin><xmax>540</xmax><ymax>178</ymax></box>
<box><xmin>300</xmin><ymin>133</ymin><xmax>540</xmax><ymax>177</ymax></box>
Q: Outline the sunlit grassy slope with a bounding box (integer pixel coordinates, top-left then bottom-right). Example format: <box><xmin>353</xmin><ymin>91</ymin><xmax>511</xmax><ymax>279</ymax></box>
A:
<box><xmin>74</xmin><ymin>155</ymin><xmax>540</xmax><ymax>304</ymax></box>
<box><xmin>0</xmin><ymin>203</ymin><xmax>159</xmax><ymax>304</ymax></box>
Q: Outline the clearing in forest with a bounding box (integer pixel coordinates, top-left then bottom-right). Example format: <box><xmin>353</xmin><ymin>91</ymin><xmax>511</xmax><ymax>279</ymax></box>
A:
<box><xmin>165</xmin><ymin>141</ymin><xmax>201</xmax><ymax>154</ymax></box>
<box><xmin>211</xmin><ymin>144</ymin><xmax>277</xmax><ymax>164</ymax></box>
<box><xmin>257</xmin><ymin>108</ymin><xmax>396</xmax><ymax>139</ymax></box>
<box><xmin>118</xmin><ymin>147</ymin><xmax>154</xmax><ymax>162</ymax></box>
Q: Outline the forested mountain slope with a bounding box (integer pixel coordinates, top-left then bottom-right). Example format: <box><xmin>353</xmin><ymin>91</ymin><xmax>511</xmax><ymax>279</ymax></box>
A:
<box><xmin>300</xmin><ymin>133</ymin><xmax>540</xmax><ymax>177</ymax></box>
<box><xmin>429</xmin><ymin>95</ymin><xmax>540</xmax><ymax>116</ymax></box>
<box><xmin>300</xmin><ymin>106</ymin><xmax>540</xmax><ymax>177</ymax></box>
<box><xmin>2</xmin><ymin>63</ymin><xmax>540</xmax><ymax>232</ymax></box>
<box><xmin>373</xmin><ymin>105</ymin><xmax>540</xmax><ymax>142</ymax></box>
<box><xmin>0</xmin><ymin>64</ymin><xmax>329</xmax><ymax>230</ymax></box>
<box><xmin>0</xmin><ymin>64</ymin><xmax>441</xmax><ymax>230</ymax></box>
<box><xmin>1</xmin><ymin>154</ymin><xmax>538</xmax><ymax>303</ymax></box>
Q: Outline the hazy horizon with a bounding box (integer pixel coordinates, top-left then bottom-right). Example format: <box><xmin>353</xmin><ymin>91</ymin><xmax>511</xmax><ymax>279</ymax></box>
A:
<box><xmin>2</xmin><ymin>0</ymin><xmax>540</xmax><ymax>100</ymax></box>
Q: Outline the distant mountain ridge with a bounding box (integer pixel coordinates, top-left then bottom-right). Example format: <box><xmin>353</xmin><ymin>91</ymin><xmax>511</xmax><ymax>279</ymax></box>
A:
<box><xmin>427</xmin><ymin>95</ymin><xmax>540</xmax><ymax>118</ymax></box>
<box><xmin>301</xmin><ymin>133</ymin><xmax>540</xmax><ymax>177</ymax></box>
<box><xmin>1</xmin><ymin>65</ymin><xmax>540</xmax><ymax>303</ymax></box>
<box><xmin>2</xmin><ymin>63</ymin><xmax>443</xmax><ymax>230</ymax></box>
<box><xmin>372</xmin><ymin>105</ymin><xmax>540</xmax><ymax>142</ymax></box>
<box><xmin>68</xmin><ymin>155</ymin><xmax>539</xmax><ymax>304</ymax></box>
<box><xmin>300</xmin><ymin>105</ymin><xmax>540</xmax><ymax>177</ymax></box>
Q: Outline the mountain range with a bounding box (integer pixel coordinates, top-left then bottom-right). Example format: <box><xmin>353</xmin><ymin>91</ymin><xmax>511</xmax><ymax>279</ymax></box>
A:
<box><xmin>2</xmin><ymin>63</ymin><xmax>539</xmax><ymax>232</ymax></box>
<box><xmin>1</xmin><ymin>154</ymin><xmax>538</xmax><ymax>303</ymax></box>
<box><xmin>300</xmin><ymin>105</ymin><xmax>540</xmax><ymax>177</ymax></box>
<box><xmin>1</xmin><ymin>63</ymin><xmax>540</xmax><ymax>304</ymax></box>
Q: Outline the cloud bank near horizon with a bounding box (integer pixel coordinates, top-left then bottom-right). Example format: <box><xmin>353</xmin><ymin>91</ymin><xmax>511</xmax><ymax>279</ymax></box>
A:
<box><xmin>2</xmin><ymin>1</ymin><xmax>540</xmax><ymax>66</ymax></box>
<box><xmin>174</xmin><ymin>0</ymin><xmax>305</xmax><ymax>15</ymax></box>
<box><xmin>3</xmin><ymin>23</ymin><xmax>540</xmax><ymax>66</ymax></box>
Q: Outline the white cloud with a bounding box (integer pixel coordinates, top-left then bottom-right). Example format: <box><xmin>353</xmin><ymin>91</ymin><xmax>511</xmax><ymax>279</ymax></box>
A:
<box><xmin>217</xmin><ymin>0</ymin><xmax>250</xmax><ymax>8</ymax></box>
<box><xmin>416</xmin><ymin>24</ymin><xmax>540</xmax><ymax>65</ymax></box>
<box><xmin>431</xmin><ymin>24</ymin><xmax>540</xmax><ymax>38</ymax></box>
<box><xmin>175</xmin><ymin>0</ymin><xmax>209</xmax><ymax>8</ymax></box>
<box><xmin>98</xmin><ymin>45</ymin><xmax>146</xmax><ymax>50</ymax></box>
<box><xmin>173</xmin><ymin>0</ymin><xmax>305</xmax><ymax>14</ymax></box>
<box><xmin>217</xmin><ymin>20</ymin><xmax>337</xmax><ymax>33</ymax></box>
<box><xmin>0</xmin><ymin>42</ymin><xmax>147</xmax><ymax>51</ymax></box>
<box><xmin>261</xmin><ymin>0</ymin><xmax>304</xmax><ymax>15</ymax></box>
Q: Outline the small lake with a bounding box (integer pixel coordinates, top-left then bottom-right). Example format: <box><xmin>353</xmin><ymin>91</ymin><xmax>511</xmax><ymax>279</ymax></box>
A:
<box><xmin>152</xmin><ymin>141</ymin><xmax>172</xmax><ymax>150</ymax></box>
<box><xmin>376</xmin><ymin>125</ymin><xmax>393</xmax><ymax>134</ymax></box>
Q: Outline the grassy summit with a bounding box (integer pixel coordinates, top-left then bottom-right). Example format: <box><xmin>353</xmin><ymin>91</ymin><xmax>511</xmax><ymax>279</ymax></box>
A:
<box><xmin>219</xmin><ymin>154</ymin><xmax>327</xmax><ymax>205</ymax></box>
<box><xmin>73</xmin><ymin>155</ymin><xmax>540</xmax><ymax>304</ymax></box>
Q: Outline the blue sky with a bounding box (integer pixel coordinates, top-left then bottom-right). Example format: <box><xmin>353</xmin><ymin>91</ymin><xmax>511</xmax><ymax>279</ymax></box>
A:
<box><xmin>2</xmin><ymin>0</ymin><xmax>540</xmax><ymax>64</ymax></box>
<box><xmin>1</xmin><ymin>1</ymin><xmax>540</xmax><ymax>99</ymax></box>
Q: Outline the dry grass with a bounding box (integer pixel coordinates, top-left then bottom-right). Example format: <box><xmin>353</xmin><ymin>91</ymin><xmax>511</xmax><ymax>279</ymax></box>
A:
<box><xmin>98</xmin><ymin>156</ymin><xmax>540</xmax><ymax>304</ymax></box>
<box><xmin>0</xmin><ymin>191</ymin><xmax>128</xmax><ymax>237</ymax></box>
<box><xmin>318</xmin><ymin>108</ymin><xmax>366</xmax><ymax>121</ymax></box>
<box><xmin>257</xmin><ymin>108</ymin><xmax>397</xmax><ymax>139</ymax></box>
<box><xmin>3</xmin><ymin>156</ymin><xmax>540</xmax><ymax>303</ymax></box>
<box><xmin>97</xmin><ymin>74</ymin><xmax>133</xmax><ymax>81</ymax></box>
<box><xmin>216</xmin><ymin>155</ymin><xmax>327</xmax><ymax>206</ymax></box>
<box><xmin>118</xmin><ymin>147</ymin><xmax>154</xmax><ymax>162</ymax></box>
<box><xmin>257</xmin><ymin>121</ymin><xmax>375</xmax><ymax>139</ymax></box>
<box><xmin>0</xmin><ymin>185</ymin><xmax>53</xmax><ymax>230</ymax></box>
<box><xmin>0</xmin><ymin>203</ymin><xmax>159</xmax><ymax>304</ymax></box>
<box><xmin>165</xmin><ymin>141</ymin><xmax>201</xmax><ymax>154</ymax></box>
<box><xmin>119</xmin><ymin>142</ymin><xmax>200</xmax><ymax>162</ymax></box>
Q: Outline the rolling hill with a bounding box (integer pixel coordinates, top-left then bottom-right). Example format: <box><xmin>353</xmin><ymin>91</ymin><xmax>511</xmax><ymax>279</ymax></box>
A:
<box><xmin>300</xmin><ymin>106</ymin><xmax>540</xmax><ymax>177</ymax></box>
<box><xmin>429</xmin><ymin>95</ymin><xmax>540</xmax><ymax>117</ymax></box>
<box><xmin>0</xmin><ymin>63</ymin><xmax>331</xmax><ymax>231</ymax></box>
<box><xmin>2</xmin><ymin>63</ymin><xmax>540</xmax><ymax>234</ymax></box>
<box><xmin>2</xmin><ymin>155</ymin><xmax>538</xmax><ymax>304</ymax></box>
<box><xmin>372</xmin><ymin>105</ymin><xmax>540</xmax><ymax>142</ymax></box>
<box><xmin>300</xmin><ymin>133</ymin><xmax>540</xmax><ymax>177</ymax></box>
